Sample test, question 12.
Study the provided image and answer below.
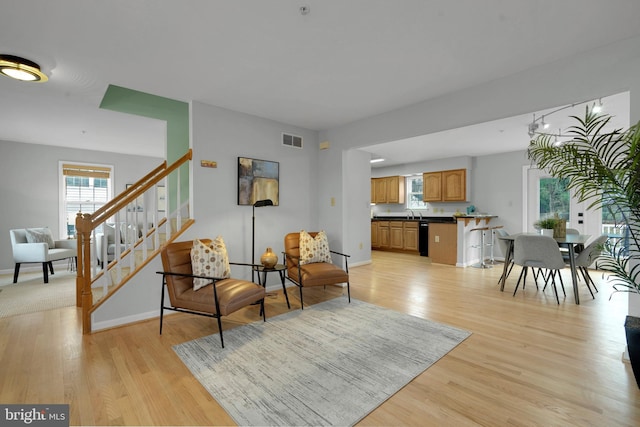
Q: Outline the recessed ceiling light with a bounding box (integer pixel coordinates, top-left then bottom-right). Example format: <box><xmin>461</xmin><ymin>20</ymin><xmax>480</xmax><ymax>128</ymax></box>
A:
<box><xmin>370</xmin><ymin>158</ymin><xmax>385</xmax><ymax>164</ymax></box>
<box><xmin>0</xmin><ymin>54</ymin><xmax>48</xmax><ymax>82</ymax></box>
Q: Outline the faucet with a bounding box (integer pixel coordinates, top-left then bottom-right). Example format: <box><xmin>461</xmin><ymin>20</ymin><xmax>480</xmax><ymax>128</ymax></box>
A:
<box><xmin>407</xmin><ymin>209</ymin><xmax>415</xmax><ymax>220</ymax></box>
<box><xmin>418</xmin><ymin>211</ymin><xmax>423</xmax><ymax>220</ymax></box>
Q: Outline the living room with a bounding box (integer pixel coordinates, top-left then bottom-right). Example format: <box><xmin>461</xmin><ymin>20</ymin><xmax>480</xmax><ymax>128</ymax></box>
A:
<box><xmin>2</xmin><ymin>2</ymin><xmax>640</xmax><ymax>425</ymax></box>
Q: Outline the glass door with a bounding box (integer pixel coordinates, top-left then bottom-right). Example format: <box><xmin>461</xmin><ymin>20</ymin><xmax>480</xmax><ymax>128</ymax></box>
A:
<box><xmin>524</xmin><ymin>166</ymin><xmax>601</xmax><ymax>236</ymax></box>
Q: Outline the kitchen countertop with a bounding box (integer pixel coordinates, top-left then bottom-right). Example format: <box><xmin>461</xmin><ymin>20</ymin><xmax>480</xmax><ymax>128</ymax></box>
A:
<box><xmin>453</xmin><ymin>214</ymin><xmax>497</xmax><ymax>218</ymax></box>
<box><xmin>372</xmin><ymin>216</ymin><xmax>456</xmax><ymax>223</ymax></box>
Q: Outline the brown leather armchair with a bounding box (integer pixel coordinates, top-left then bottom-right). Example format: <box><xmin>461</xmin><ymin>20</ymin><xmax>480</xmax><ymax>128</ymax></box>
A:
<box><xmin>158</xmin><ymin>239</ymin><xmax>266</xmax><ymax>348</ymax></box>
<box><xmin>283</xmin><ymin>231</ymin><xmax>350</xmax><ymax>309</ymax></box>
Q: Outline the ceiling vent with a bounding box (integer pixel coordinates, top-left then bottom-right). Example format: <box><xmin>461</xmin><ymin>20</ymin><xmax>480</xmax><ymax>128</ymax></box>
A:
<box><xmin>282</xmin><ymin>133</ymin><xmax>303</xmax><ymax>149</ymax></box>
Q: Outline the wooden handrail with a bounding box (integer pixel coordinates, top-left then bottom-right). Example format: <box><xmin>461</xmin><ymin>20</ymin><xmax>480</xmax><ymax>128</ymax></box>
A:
<box><xmin>91</xmin><ymin>161</ymin><xmax>168</xmax><ymax>220</ymax></box>
<box><xmin>92</xmin><ymin>149</ymin><xmax>192</xmax><ymax>226</ymax></box>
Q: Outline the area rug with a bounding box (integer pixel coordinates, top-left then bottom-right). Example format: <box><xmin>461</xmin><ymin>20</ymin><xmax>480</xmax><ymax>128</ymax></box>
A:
<box><xmin>0</xmin><ymin>269</ymin><xmax>76</xmax><ymax>318</ymax></box>
<box><xmin>173</xmin><ymin>298</ymin><xmax>471</xmax><ymax>426</ymax></box>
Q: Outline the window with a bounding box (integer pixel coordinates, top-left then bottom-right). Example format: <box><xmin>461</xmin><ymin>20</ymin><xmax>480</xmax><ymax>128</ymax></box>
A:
<box><xmin>59</xmin><ymin>162</ymin><xmax>113</xmax><ymax>238</ymax></box>
<box><xmin>406</xmin><ymin>175</ymin><xmax>427</xmax><ymax>210</ymax></box>
<box><xmin>538</xmin><ymin>177</ymin><xmax>570</xmax><ymax>221</ymax></box>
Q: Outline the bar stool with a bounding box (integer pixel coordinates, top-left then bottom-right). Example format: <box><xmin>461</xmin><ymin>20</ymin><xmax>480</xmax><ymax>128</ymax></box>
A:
<box><xmin>487</xmin><ymin>225</ymin><xmax>504</xmax><ymax>265</ymax></box>
<box><xmin>471</xmin><ymin>226</ymin><xmax>492</xmax><ymax>268</ymax></box>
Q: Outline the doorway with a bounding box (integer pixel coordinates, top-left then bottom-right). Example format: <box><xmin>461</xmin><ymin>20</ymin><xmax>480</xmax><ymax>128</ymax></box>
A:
<box><xmin>523</xmin><ymin>166</ymin><xmax>602</xmax><ymax>237</ymax></box>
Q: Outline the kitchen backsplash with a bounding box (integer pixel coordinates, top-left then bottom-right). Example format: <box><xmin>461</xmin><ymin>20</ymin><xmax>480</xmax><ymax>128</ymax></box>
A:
<box><xmin>371</xmin><ymin>202</ymin><xmax>474</xmax><ymax>218</ymax></box>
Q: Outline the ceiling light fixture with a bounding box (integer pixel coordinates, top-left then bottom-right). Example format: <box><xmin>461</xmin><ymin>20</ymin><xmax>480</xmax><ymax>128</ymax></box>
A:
<box><xmin>592</xmin><ymin>98</ymin><xmax>603</xmax><ymax>113</ymax></box>
<box><xmin>370</xmin><ymin>158</ymin><xmax>385</xmax><ymax>164</ymax></box>
<box><xmin>527</xmin><ymin>96</ymin><xmax>606</xmax><ymax>139</ymax></box>
<box><xmin>541</xmin><ymin>115</ymin><xmax>550</xmax><ymax>129</ymax></box>
<box><xmin>0</xmin><ymin>54</ymin><xmax>48</xmax><ymax>82</ymax></box>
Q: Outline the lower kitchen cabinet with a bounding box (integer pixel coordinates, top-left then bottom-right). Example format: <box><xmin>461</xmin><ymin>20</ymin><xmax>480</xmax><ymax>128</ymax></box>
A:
<box><xmin>403</xmin><ymin>222</ymin><xmax>419</xmax><ymax>251</ymax></box>
<box><xmin>377</xmin><ymin>221</ymin><xmax>390</xmax><ymax>249</ymax></box>
<box><xmin>390</xmin><ymin>222</ymin><xmax>404</xmax><ymax>249</ymax></box>
<box><xmin>371</xmin><ymin>222</ymin><xmax>379</xmax><ymax>248</ymax></box>
<box><xmin>371</xmin><ymin>220</ymin><xmax>418</xmax><ymax>254</ymax></box>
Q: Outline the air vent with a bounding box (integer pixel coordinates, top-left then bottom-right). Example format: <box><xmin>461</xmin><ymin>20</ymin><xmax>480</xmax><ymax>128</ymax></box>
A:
<box><xmin>282</xmin><ymin>133</ymin><xmax>303</xmax><ymax>149</ymax></box>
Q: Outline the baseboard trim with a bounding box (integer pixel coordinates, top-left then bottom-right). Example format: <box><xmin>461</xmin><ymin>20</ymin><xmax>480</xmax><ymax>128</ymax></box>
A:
<box><xmin>91</xmin><ymin>309</ymin><xmax>174</xmax><ymax>332</ymax></box>
<box><xmin>350</xmin><ymin>259</ymin><xmax>372</xmax><ymax>268</ymax></box>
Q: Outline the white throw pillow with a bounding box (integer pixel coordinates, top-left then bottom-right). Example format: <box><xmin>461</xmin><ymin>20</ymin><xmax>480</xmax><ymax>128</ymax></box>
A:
<box><xmin>25</xmin><ymin>228</ymin><xmax>55</xmax><ymax>249</ymax></box>
<box><xmin>190</xmin><ymin>237</ymin><xmax>231</xmax><ymax>291</ymax></box>
<box><xmin>299</xmin><ymin>230</ymin><xmax>332</xmax><ymax>265</ymax></box>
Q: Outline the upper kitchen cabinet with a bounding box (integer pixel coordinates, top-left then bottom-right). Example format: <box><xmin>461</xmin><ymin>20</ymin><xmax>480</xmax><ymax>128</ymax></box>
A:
<box><xmin>371</xmin><ymin>176</ymin><xmax>405</xmax><ymax>204</ymax></box>
<box><xmin>423</xmin><ymin>169</ymin><xmax>467</xmax><ymax>202</ymax></box>
<box><xmin>422</xmin><ymin>172</ymin><xmax>442</xmax><ymax>202</ymax></box>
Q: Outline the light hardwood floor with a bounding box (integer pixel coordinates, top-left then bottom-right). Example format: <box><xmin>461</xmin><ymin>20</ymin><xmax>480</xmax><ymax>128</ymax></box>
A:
<box><xmin>1</xmin><ymin>251</ymin><xmax>639</xmax><ymax>426</ymax></box>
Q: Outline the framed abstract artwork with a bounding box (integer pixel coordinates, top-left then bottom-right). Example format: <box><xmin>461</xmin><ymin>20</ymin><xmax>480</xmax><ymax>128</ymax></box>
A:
<box><xmin>237</xmin><ymin>157</ymin><xmax>279</xmax><ymax>206</ymax></box>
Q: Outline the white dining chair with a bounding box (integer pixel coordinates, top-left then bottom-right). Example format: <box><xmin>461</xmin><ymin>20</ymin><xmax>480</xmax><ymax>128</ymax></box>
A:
<box><xmin>512</xmin><ymin>234</ymin><xmax>567</xmax><ymax>304</ymax></box>
<box><xmin>568</xmin><ymin>234</ymin><xmax>609</xmax><ymax>298</ymax></box>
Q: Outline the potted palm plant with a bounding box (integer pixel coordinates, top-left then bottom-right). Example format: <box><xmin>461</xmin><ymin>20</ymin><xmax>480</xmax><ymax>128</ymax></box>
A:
<box><xmin>528</xmin><ymin>106</ymin><xmax>640</xmax><ymax>387</ymax></box>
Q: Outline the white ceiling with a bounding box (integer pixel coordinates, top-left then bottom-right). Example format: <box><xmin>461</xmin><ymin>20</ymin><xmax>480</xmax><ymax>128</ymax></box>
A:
<box><xmin>366</xmin><ymin>91</ymin><xmax>630</xmax><ymax>168</ymax></box>
<box><xmin>0</xmin><ymin>1</ymin><xmax>638</xmax><ymax>159</ymax></box>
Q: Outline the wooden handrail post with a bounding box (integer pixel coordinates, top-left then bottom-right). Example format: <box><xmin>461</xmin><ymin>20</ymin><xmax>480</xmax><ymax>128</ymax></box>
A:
<box><xmin>76</xmin><ymin>212</ymin><xmax>94</xmax><ymax>334</ymax></box>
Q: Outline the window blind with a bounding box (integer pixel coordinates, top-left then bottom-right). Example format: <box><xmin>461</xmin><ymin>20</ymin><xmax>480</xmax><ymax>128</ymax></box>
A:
<box><xmin>62</xmin><ymin>163</ymin><xmax>111</xmax><ymax>179</ymax></box>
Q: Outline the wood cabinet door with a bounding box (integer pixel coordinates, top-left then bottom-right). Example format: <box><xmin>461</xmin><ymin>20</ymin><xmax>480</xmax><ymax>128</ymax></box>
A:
<box><xmin>443</xmin><ymin>169</ymin><xmax>466</xmax><ymax>201</ymax></box>
<box><xmin>374</xmin><ymin>178</ymin><xmax>387</xmax><ymax>203</ymax></box>
<box><xmin>390</xmin><ymin>223</ymin><xmax>404</xmax><ymax>249</ymax></box>
<box><xmin>423</xmin><ymin>172</ymin><xmax>442</xmax><ymax>201</ymax></box>
<box><xmin>403</xmin><ymin>222</ymin><xmax>419</xmax><ymax>251</ymax></box>
<box><xmin>370</xmin><ymin>179</ymin><xmax>375</xmax><ymax>204</ymax></box>
<box><xmin>378</xmin><ymin>222</ymin><xmax>390</xmax><ymax>248</ymax></box>
<box><xmin>371</xmin><ymin>222</ymin><xmax>379</xmax><ymax>248</ymax></box>
<box><xmin>386</xmin><ymin>176</ymin><xmax>399</xmax><ymax>203</ymax></box>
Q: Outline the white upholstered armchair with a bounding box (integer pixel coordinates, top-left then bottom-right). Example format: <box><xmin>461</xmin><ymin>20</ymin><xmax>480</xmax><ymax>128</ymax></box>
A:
<box><xmin>9</xmin><ymin>228</ymin><xmax>77</xmax><ymax>283</ymax></box>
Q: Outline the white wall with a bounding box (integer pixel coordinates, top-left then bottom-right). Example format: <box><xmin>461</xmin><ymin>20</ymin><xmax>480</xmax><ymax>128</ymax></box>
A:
<box><xmin>93</xmin><ymin>102</ymin><xmax>321</xmax><ymax>329</ymax></box>
<box><xmin>343</xmin><ymin>149</ymin><xmax>372</xmax><ymax>266</ymax></box>
<box><xmin>0</xmin><ymin>139</ymin><xmax>162</xmax><ymax>272</ymax></box>
<box><xmin>186</xmin><ymin>102</ymin><xmax>320</xmax><ymax>271</ymax></box>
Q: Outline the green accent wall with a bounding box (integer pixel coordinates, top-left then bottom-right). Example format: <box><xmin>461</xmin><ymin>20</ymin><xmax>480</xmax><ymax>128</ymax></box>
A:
<box><xmin>100</xmin><ymin>85</ymin><xmax>189</xmax><ymax>213</ymax></box>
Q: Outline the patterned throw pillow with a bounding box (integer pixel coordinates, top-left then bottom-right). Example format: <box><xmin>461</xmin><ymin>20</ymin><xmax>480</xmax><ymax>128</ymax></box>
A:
<box><xmin>190</xmin><ymin>237</ymin><xmax>231</xmax><ymax>291</ymax></box>
<box><xmin>25</xmin><ymin>228</ymin><xmax>55</xmax><ymax>249</ymax></box>
<box><xmin>299</xmin><ymin>230</ymin><xmax>332</xmax><ymax>265</ymax></box>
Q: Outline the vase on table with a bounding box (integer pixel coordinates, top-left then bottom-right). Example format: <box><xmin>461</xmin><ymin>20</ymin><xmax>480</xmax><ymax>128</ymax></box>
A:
<box><xmin>541</xmin><ymin>229</ymin><xmax>554</xmax><ymax>237</ymax></box>
<box><xmin>260</xmin><ymin>247</ymin><xmax>278</xmax><ymax>268</ymax></box>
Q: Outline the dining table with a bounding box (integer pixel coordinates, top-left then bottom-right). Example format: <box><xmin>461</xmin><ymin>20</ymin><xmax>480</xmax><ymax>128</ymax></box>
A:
<box><xmin>498</xmin><ymin>232</ymin><xmax>592</xmax><ymax>304</ymax></box>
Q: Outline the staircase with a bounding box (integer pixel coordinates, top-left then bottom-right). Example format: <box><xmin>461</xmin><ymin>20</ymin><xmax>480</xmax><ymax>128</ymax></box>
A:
<box><xmin>75</xmin><ymin>150</ymin><xmax>193</xmax><ymax>334</ymax></box>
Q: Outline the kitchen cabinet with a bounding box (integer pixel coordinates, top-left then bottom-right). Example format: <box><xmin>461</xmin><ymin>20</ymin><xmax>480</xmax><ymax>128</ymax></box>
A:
<box><xmin>377</xmin><ymin>221</ymin><xmax>390</xmax><ymax>248</ymax></box>
<box><xmin>371</xmin><ymin>220</ymin><xmax>418</xmax><ymax>253</ymax></box>
<box><xmin>385</xmin><ymin>176</ymin><xmax>404</xmax><ymax>203</ymax></box>
<box><xmin>429</xmin><ymin>223</ymin><xmax>457</xmax><ymax>265</ymax></box>
<box><xmin>372</xmin><ymin>178</ymin><xmax>386</xmax><ymax>203</ymax></box>
<box><xmin>371</xmin><ymin>176</ymin><xmax>405</xmax><ymax>204</ymax></box>
<box><xmin>371</xmin><ymin>222</ymin><xmax>379</xmax><ymax>248</ymax></box>
<box><xmin>403</xmin><ymin>221</ymin><xmax>419</xmax><ymax>251</ymax></box>
<box><xmin>390</xmin><ymin>222</ymin><xmax>404</xmax><ymax>249</ymax></box>
<box><xmin>423</xmin><ymin>169</ymin><xmax>466</xmax><ymax>202</ymax></box>
<box><xmin>423</xmin><ymin>172</ymin><xmax>442</xmax><ymax>202</ymax></box>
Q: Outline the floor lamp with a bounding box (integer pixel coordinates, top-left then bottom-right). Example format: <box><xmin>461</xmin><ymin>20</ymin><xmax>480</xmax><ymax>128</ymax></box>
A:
<box><xmin>252</xmin><ymin>199</ymin><xmax>274</xmax><ymax>282</ymax></box>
